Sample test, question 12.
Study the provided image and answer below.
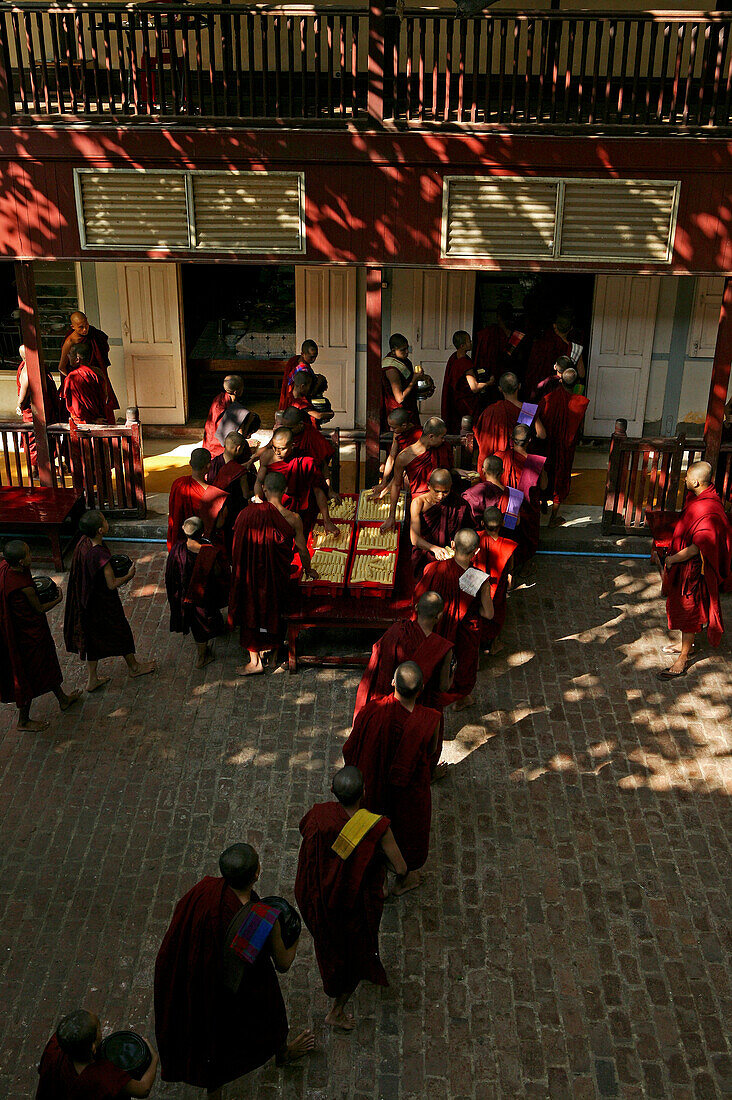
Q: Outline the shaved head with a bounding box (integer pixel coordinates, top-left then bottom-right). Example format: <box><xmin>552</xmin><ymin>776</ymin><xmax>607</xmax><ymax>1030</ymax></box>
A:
<box><xmin>69</xmin><ymin>311</ymin><xmax>87</xmax><ymax>325</ymax></box>
<box><xmin>389</xmin><ymin>332</ymin><xmax>409</xmax><ymax>352</ymax></box>
<box><xmin>429</xmin><ymin>468</ymin><xmax>453</xmax><ymax>491</ymax></box>
<box><xmin>69</xmin><ymin>342</ymin><xmax>92</xmax><ymax>366</ymax></box>
<box><xmin>225</xmin><ymin>431</ymin><xmax>246</xmax><ymax>449</ymax></box>
<box><xmin>416</xmin><ymin>590</ymin><xmax>444</xmax><ymax>623</ymax></box>
<box><xmin>78</xmin><ymin>509</ymin><xmax>104</xmax><ymax>537</ymax></box>
<box><xmin>264</xmin><ymin>470</ymin><xmax>287</xmax><ymax>496</ymax></box>
<box><xmin>483</xmin><ymin>506</ymin><xmax>503</xmax><ymax>531</ymax></box>
<box><xmin>561</xmin><ymin>367</ymin><xmax>578</xmax><ymax>389</ymax></box>
<box><xmin>3</xmin><ymin>539</ymin><xmax>28</xmax><ymax>566</ymax></box>
<box><xmin>219</xmin><ymin>843</ymin><xmax>259</xmax><ymax>889</ymax></box>
<box><xmin>272</xmin><ymin>427</ymin><xmax>293</xmax><ymax>447</ymax></box>
<box><xmin>280</xmin><ymin>407</ymin><xmax>306</xmax><ymax>428</ymax></box>
<box><xmin>301</xmin><ymin>339</ymin><xmax>318</xmax><ymax>357</ymax></box>
<box><xmin>483</xmin><ymin>455</ymin><xmax>504</xmax><ymax>479</ymax></box>
<box><xmin>554</xmin><ymin>311</ymin><xmax>573</xmax><ymax>335</ymax></box>
<box><xmin>499</xmin><ymin>372</ymin><xmax>519</xmax><ymax>397</ymax></box>
<box><xmin>190</xmin><ymin>447</ymin><xmax>211</xmax><ymax>473</ymax></box>
<box><xmin>394</xmin><ymin>661</ymin><xmax>423</xmax><ymax>700</ymax></box>
<box><xmin>292</xmin><ymin>372</ymin><xmax>313</xmax><ymax>394</ymax></box>
<box><xmin>56</xmin><ymin>1010</ymin><xmax>98</xmax><ymax>1062</ymax></box>
<box><xmin>452</xmin><ymin>329</ymin><xmax>471</xmax><ymax>350</ymax></box>
<box><xmin>422</xmin><ymin>417</ymin><xmax>447</xmax><ymax>438</ymax></box>
<box><xmin>332</xmin><ymin>765</ymin><xmax>364</xmax><ymax>807</ymax></box>
<box><xmin>688</xmin><ymin>460</ymin><xmax>713</xmax><ymax>487</ymax></box>
<box><xmin>512</xmin><ymin>423</ymin><xmax>531</xmax><ymax>448</ymax></box>
<box><xmin>454</xmin><ymin>528</ymin><xmax>479</xmax><ymax>556</ymax></box>
<box><xmin>182</xmin><ymin>516</ymin><xmax>204</xmax><ymax>537</ymax></box>
<box><xmin>223</xmin><ymin>374</ymin><xmax>244</xmax><ymax>395</ymax></box>
<box><xmin>388</xmin><ymin>408</ymin><xmax>412</xmax><ymax>429</ymax></box>
<box><xmin>555</xmin><ymin>355</ymin><xmax>572</xmax><ymax>373</ymax></box>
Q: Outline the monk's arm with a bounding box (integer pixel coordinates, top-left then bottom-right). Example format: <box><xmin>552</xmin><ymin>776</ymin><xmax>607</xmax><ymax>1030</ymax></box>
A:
<box><xmin>314</xmin><ymin>485</ymin><xmax>338</xmax><ymax>534</ymax></box>
<box><xmin>665</xmin><ymin>543</ymin><xmax>700</xmax><ymax>567</ymax></box>
<box><xmin>438</xmin><ymin>648</ymin><xmax>453</xmax><ymax>692</ymax></box>
<box><xmin>381</xmin><ymin>452</ymin><xmax>408</xmax><ymax>532</ymax></box>
<box><xmin>371</xmin><ymin>437</ymin><xmax>400</xmax><ymax>497</ymax></box>
<box><xmin>215</xmin><ymin>503</ymin><xmax>227</xmax><ymax>530</ymax></box>
<box><xmin>238</xmin><ymin>474</ymin><xmax>251</xmax><ymax>502</ymax></box>
<box><xmin>538</xmin><ymin>469</ymin><xmax>548</xmax><ymax>491</ymax></box>
<box><xmin>465</xmin><ymin>369</ymin><xmax>490</xmax><ymax>394</ymax></box>
<box><xmin>270</xmin><ymin>916</ymin><xmax>299</xmax><ymax>974</ymax></box>
<box><xmin>57</xmin><ymin>335</ymin><xmax>73</xmax><ymax>377</ymax></box>
<box><xmin>252</xmin><ymin>452</ymin><xmax>272</xmax><ymax>500</ymax></box>
<box><xmin>479</xmin><ymin>578</ymin><xmax>494</xmax><ymax>619</ymax></box>
<box><xmin>21</xmin><ymin>585</ymin><xmax>62</xmax><ymax>614</ymax></box>
<box><xmin>16</xmin><ymin>366</ymin><xmax>28</xmax><ymax>415</ymax></box>
<box><xmin>292</xmin><ymin>515</ymin><xmax>316</xmax><ymax>577</ymax></box>
<box><xmin>576</xmin><ymin>353</ymin><xmax>587</xmax><ymax>381</ymax></box>
<box><xmin>380</xmin><ymin>827</ymin><xmax>408</xmax><ymax>877</ymax></box>
<box><xmin>104</xmin><ymin>561</ymin><xmax>135</xmax><ymax>590</ymax></box>
<box><xmin>533</xmin><ymin>416</ymin><xmax>546</xmax><ymax>440</ymax></box>
<box><xmin>386</xmin><ymin>367</ymin><xmax>417</xmax><ymax>406</ymax></box>
<box><xmin>124</xmin><ymin>1043</ymin><xmax>159</xmax><ymax>1097</ymax></box>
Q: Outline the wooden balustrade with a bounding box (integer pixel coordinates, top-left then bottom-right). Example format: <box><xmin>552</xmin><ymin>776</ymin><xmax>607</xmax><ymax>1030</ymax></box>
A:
<box><xmin>1</xmin><ymin>4</ymin><xmax>730</xmax><ymax>129</ymax></box>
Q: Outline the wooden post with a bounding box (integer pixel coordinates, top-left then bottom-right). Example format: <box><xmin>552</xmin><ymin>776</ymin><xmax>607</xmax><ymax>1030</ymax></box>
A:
<box><xmin>365</xmin><ymin>266</ymin><xmax>383</xmax><ymax>485</ymax></box>
<box><xmin>367</xmin><ymin>0</ymin><xmax>385</xmax><ymax>123</ymax></box>
<box><xmin>703</xmin><ymin>275</ymin><xmax>732</xmax><ymax>472</ymax></box>
<box><xmin>0</xmin><ymin>24</ymin><xmax>12</xmax><ymax>123</ymax></box>
<box><xmin>15</xmin><ymin>261</ymin><xmax>53</xmax><ymax>487</ymax></box>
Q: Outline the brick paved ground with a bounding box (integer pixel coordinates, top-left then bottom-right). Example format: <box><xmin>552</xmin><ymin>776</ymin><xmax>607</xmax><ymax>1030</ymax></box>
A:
<box><xmin>1</xmin><ymin>548</ymin><xmax>730</xmax><ymax>1100</ymax></box>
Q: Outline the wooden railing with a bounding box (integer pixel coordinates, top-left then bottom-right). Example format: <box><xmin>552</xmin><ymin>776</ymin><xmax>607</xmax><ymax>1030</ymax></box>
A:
<box><xmin>602</xmin><ymin>432</ymin><xmax>710</xmax><ymax>534</ymax></box>
<box><xmin>0</xmin><ymin>418</ymin><xmax>146</xmax><ymax>518</ymax></box>
<box><xmin>1</xmin><ymin>4</ymin><xmax>731</xmax><ymax>130</ymax></box>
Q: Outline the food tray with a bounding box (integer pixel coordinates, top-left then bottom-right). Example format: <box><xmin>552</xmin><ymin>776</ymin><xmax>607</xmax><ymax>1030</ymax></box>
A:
<box><xmin>310</xmin><ymin>519</ymin><xmax>354</xmax><ymax>552</ymax></box>
<box><xmin>356</xmin><ymin>489</ymin><xmax>406</xmax><ymax>523</ymax></box>
<box><xmin>327</xmin><ymin>494</ymin><xmax>358</xmax><ymax>522</ymax></box>
<box><xmin>354</xmin><ymin>522</ymin><xmax>399</xmax><ymax>553</ymax></box>
<box><xmin>348</xmin><ymin>549</ymin><xmax>398</xmax><ymax>597</ymax></box>
<box><xmin>299</xmin><ymin>548</ymin><xmax>350</xmax><ymax>597</ymax></box>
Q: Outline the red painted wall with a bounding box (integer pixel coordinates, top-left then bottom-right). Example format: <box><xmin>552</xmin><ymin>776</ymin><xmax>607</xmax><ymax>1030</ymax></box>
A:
<box><xmin>1</xmin><ymin>128</ymin><xmax>731</xmax><ymax>272</ymax></box>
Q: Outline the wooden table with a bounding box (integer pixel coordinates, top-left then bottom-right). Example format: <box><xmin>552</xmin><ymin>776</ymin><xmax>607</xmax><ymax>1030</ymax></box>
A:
<box><xmin>0</xmin><ymin>487</ymin><xmax>84</xmax><ymax>569</ymax></box>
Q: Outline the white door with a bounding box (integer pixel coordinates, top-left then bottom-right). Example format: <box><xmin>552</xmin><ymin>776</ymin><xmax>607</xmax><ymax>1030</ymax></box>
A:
<box><xmin>117</xmin><ymin>263</ymin><xmax>186</xmax><ymax>424</ymax></box>
<box><xmin>585</xmin><ymin>275</ymin><xmax>660</xmax><ymax>437</ymax></box>
<box><xmin>296</xmin><ymin>266</ymin><xmax>357</xmax><ymax>429</ymax></box>
<box><xmin>390</xmin><ymin>269</ymin><xmax>476</xmax><ymax>418</ymax></box>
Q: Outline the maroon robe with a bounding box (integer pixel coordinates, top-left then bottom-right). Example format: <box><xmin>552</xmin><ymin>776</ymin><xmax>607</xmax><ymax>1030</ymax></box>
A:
<box><xmin>154</xmin><ymin>877</ymin><xmax>288</xmax><ymax>1090</ymax></box>
<box><xmin>207</xmin><ymin>454</ymin><xmax>252</xmax><ymax>550</ymax></box>
<box><xmin>228</xmin><ymin>502</ymin><xmax>296</xmax><ymax>650</ymax></box>
<box><xmin>295</xmin><ymin>802</ymin><xmax>390</xmax><ymax>997</ymax></box>
<box><xmin>290</xmin><ymin>407</ymin><xmax>335</xmax><ymax>469</ymax></box>
<box><xmin>36</xmin><ymin>1035</ymin><xmax>131</xmax><ymax>1100</ymax></box>
<box><xmin>525</xmin><ymin>326</ymin><xmax>582</xmax><ymax>396</ymax></box>
<box><xmin>461</xmin><ymin>481</ymin><xmax>509</xmax><ymax>525</ymax></box>
<box><xmin>63</xmin><ymin>537</ymin><xmax>134</xmax><ymax>661</ymax></box>
<box><xmin>496</xmin><ymin>446</ymin><xmax>546</xmax><ymax>564</ymax></box>
<box><xmin>441</xmin><ymin>352</ymin><xmax>478</xmax><ymax>432</ymax></box>
<box><xmin>64</xmin><ymin>324</ymin><xmax>119</xmax><ymax>422</ymax></box>
<box><xmin>167</xmin><ymin>475</ymin><xmax>228</xmax><ymax>551</ymax></box>
<box><xmin>203</xmin><ymin>391</ymin><xmax>234</xmax><ymax>458</ymax></box>
<box><xmin>381</xmin><ymin>354</ymin><xmax>421</xmax><ymax>430</ymax></box>
<box><xmin>473</xmin><ymin>323</ymin><xmax>524</xmax><ymax>387</ymax></box>
<box><xmin>268</xmin><ymin>455</ymin><xmax>326</xmax><ymax>535</ymax></box>
<box><xmin>475</xmin><ymin>532</ymin><xmax>517</xmax><ymax>646</ymax></box>
<box><xmin>404</xmin><ymin>441</ymin><xmax>454</xmax><ymax>497</ymax></box>
<box><xmin>394</xmin><ymin>424</ymin><xmax>422</xmax><ymax>453</ymax></box>
<box><xmin>539</xmin><ymin>387</ymin><xmax>589</xmax><ymax>505</ymax></box>
<box><xmin>279</xmin><ymin>356</ymin><xmax>315</xmax><ymax>411</ymax></box>
<box><xmin>354</xmin><ymin>619</ymin><xmax>453</xmax><ymax>720</ymax></box>
<box><xmin>412</xmin><ymin>492</ymin><xmax>475</xmax><ymax>576</ymax></box>
<box><xmin>663</xmin><ymin>485</ymin><xmax>732</xmax><ymax>645</ymax></box>
<box><xmin>165</xmin><ymin>541</ymin><xmax>228</xmax><ymax>643</ymax></box>
<box><xmin>63</xmin><ymin>365</ymin><xmax>108</xmax><ymax>426</ymax></box>
<box><xmin>17</xmin><ymin>362</ymin><xmax>62</xmax><ymax>466</ymax></box>
<box><xmin>473</xmin><ymin>400</ymin><xmax>521</xmax><ymax>477</ymax></box>
<box><xmin>0</xmin><ymin>561</ymin><xmax>62</xmax><ymax>707</ymax></box>
<box><xmin>343</xmin><ymin>695</ymin><xmax>440</xmax><ymax>870</ymax></box>
<box><xmin>414</xmin><ymin>558</ymin><xmax>486</xmax><ymax>705</ymax></box>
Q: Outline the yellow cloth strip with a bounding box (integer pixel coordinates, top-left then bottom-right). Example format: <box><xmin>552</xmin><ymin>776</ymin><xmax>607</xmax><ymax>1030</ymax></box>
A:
<box><xmin>331</xmin><ymin>808</ymin><xmax>383</xmax><ymax>861</ymax></box>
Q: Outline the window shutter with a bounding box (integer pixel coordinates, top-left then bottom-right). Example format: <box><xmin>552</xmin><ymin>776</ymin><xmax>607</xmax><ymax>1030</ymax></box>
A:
<box><xmin>75</xmin><ymin>171</ymin><xmax>190</xmax><ymax>249</ymax></box>
<box><xmin>442</xmin><ymin>177</ymin><xmax>560</xmax><ymax>259</ymax></box>
<box><xmin>558</xmin><ymin>180</ymin><xmax>679</xmax><ymax>262</ymax></box>
<box><xmin>190</xmin><ymin>172</ymin><xmax>305</xmax><ymax>253</ymax></box>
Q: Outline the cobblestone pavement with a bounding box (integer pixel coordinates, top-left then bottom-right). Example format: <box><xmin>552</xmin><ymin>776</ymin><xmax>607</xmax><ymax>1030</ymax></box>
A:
<box><xmin>1</xmin><ymin>548</ymin><xmax>730</xmax><ymax>1100</ymax></box>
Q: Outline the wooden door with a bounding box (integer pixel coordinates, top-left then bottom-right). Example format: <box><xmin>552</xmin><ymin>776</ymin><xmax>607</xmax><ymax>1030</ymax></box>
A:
<box><xmin>585</xmin><ymin>275</ymin><xmax>660</xmax><ymax>437</ymax></box>
<box><xmin>296</xmin><ymin>266</ymin><xmax>357</xmax><ymax>428</ymax></box>
<box><xmin>117</xmin><ymin>262</ymin><xmax>186</xmax><ymax>424</ymax></box>
<box><xmin>390</xmin><ymin>269</ymin><xmax>476</xmax><ymax>418</ymax></box>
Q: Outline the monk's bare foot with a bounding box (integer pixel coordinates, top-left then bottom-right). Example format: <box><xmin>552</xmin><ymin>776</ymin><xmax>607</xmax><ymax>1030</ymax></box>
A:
<box><xmin>488</xmin><ymin>638</ymin><xmax>505</xmax><ymax>656</ymax></box>
<box><xmin>432</xmin><ymin>762</ymin><xmax>450</xmax><ymax>782</ymax></box>
<box><xmin>128</xmin><ymin>660</ymin><xmax>156</xmax><ymax>678</ymax></box>
<box><xmin>454</xmin><ymin>694</ymin><xmax>475</xmax><ymax>712</ymax></box>
<box><xmin>18</xmin><ymin>718</ymin><xmax>50</xmax><ymax>732</ymax></box>
<box><xmin>196</xmin><ymin>652</ymin><xmax>215</xmax><ymax>669</ymax></box>
<box><xmin>87</xmin><ymin>675</ymin><xmax>110</xmax><ymax>693</ymax></box>
<box><xmin>391</xmin><ymin>870</ymin><xmax>421</xmax><ymax>896</ymax></box>
<box><xmin>276</xmin><ymin>1030</ymin><xmax>316</xmax><ymax>1064</ymax></box>
<box><xmin>662</xmin><ymin>643</ymin><xmax>694</xmax><ymax>655</ymax></box>
<box><xmin>548</xmin><ymin>513</ymin><xmax>566</xmax><ymax>528</ymax></box>
<box><xmin>242</xmin><ymin>659</ymin><xmax>265</xmax><ymax>676</ymax></box>
<box><xmin>325</xmin><ymin>1009</ymin><xmax>356</xmax><ymax>1031</ymax></box>
<box><xmin>658</xmin><ymin>660</ymin><xmax>688</xmax><ymax>679</ymax></box>
<box><xmin>59</xmin><ymin>690</ymin><xmax>82</xmax><ymax>711</ymax></box>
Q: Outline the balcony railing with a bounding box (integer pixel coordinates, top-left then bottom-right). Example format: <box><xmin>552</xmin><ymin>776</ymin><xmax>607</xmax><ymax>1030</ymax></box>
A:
<box><xmin>1</xmin><ymin>4</ymin><xmax>731</xmax><ymax>130</ymax></box>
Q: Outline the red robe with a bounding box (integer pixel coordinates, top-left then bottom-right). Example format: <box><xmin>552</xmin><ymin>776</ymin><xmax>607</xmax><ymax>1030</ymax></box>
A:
<box><xmin>473</xmin><ymin>323</ymin><xmax>524</xmax><ymax>384</ymax></box>
<box><xmin>63</xmin><ymin>365</ymin><xmax>108</xmax><ymax>426</ymax></box>
<box><xmin>36</xmin><ymin>1035</ymin><xmax>130</xmax><ymax>1100</ymax></box>
<box><xmin>207</xmin><ymin>454</ymin><xmax>251</xmax><ymax>551</ymax></box>
<box><xmin>473</xmin><ymin>400</ymin><xmax>521</xmax><ymax>476</ymax></box>
<box><xmin>63</xmin><ymin>537</ymin><xmax>135</xmax><ymax>661</ymax></box>
<box><xmin>354</xmin><ymin>619</ymin><xmax>453</xmax><ymax>720</ymax></box>
<box><xmin>539</xmin><ymin>387</ymin><xmax>589</xmax><ymax>505</ymax></box>
<box><xmin>203</xmin><ymin>391</ymin><xmax>234</xmax><ymax>457</ymax></box>
<box><xmin>17</xmin><ymin>363</ymin><xmax>62</xmax><ymax>466</ymax></box>
<box><xmin>441</xmin><ymin>352</ymin><xmax>477</xmax><ymax>433</ymax></box>
<box><xmin>228</xmin><ymin>502</ymin><xmax>296</xmax><ymax>650</ymax></box>
<box><xmin>267</xmin><ymin>455</ymin><xmax>326</xmax><ymax>535</ymax></box>
<box><xmin>414</xmin><ymin>558</ymin><xmax>486</xmax><ymax>705</ymax></box>
<box><xmin>403</xmin><ymin>441</ymin><xmax>455</xmax><ymax>497</ymax></box>
<box><xmin>0</xmin><ymin>561</ymin><xmax>63</xmax><ymax>707</ymax></box>
<box><xmin>165</xmin><ymin>541</ymin><xmax>228</xmax><ymax>643</ymax></box>
<box><xmin>290</xmin><ymin>410</ymin><xmax>335</xmax><ymax>469</ymax></box>
<box><xmin>343</xmin><ymin>695</ymin><xmax>440</xmax><ymax>870</ymax></box>
<box><xmin>394</xmin><ymin>424</ymin><xmax>422</xmax><ymax>453</ymax></box>
<box><xmin>475</xmin><ymin>532</ymin><xmax>517</xmax><ymax>646</ymax></box>
<box><xmin>295</xmin><ymin>802</ymin><xmax>390</xmax><ymax>997</ymax></box>
<box><xmin>461</xmin><ymin>481</ymin><xmax>509</xmax><ymax>525</ymax></box>
<box><xmin>525</xmin><ymin>327</ymin><xmax>583</xmax><ymax>396</ymax></box>
<box><xmin>279</xmin><ymin>356</ymin><xmax>315</xmax><ymax>411</ymax></box>
<box><xmin>154</xmin><ymin>877</ymin><xmax>288</xmax><ymax>1090</ymax></box>
<box><xmin>663</xmin><ymin>485</ymin><xmax>732</xmax><ymax>645</ymax></box>
<box><xmin>167</xmin><ymin>475</ymin><xmax>228</xmax><ymax>551</ymax></box>
<box><xmin>381</xmin><ymin>355</ymin><xmax>421</xmax><ymax>430</ymax></box>
<box><xmin>412</xmin><ymin>492</ymin><xmax>474</xmax><ymax>576</ymax></box>
<box><xmin>64</xmin><ymin>324</ymin><xmax>119</xmax><ymax>422</ymax></box>
<box><xmin>496</xmin><ymin>446</ymin><xmax>546</xmax><ymax>563</ymax></box>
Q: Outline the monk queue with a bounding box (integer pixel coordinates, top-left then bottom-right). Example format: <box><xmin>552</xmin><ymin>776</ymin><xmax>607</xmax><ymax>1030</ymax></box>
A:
<box><xmin>3</xmin><ymin>318</ymin><xmax>731</xmax><ymax>1097</ymax></box>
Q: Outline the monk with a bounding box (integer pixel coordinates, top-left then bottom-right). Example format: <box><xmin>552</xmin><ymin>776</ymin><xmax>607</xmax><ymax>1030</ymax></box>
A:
<box><xmin>343</xmin><ymin>662</ymin><xmax>441</xmax><ymax>895</ymax></box>
<box><xmin>36</xmin><ymin>1009</ymin><xmax>158</xmax><ymax>1099</ymax></box>
<box><xmin>253</xmin><ymin>427</ymin><xmax>337</xmax><ymax>536</ymax></box>
<box><xmin>354</xmin><ymin>590</ymin><xmax>453</xmax><ymax>719</ymax></box>
<box><xmin>206</xmin><ymin>431</ymin><xmax>252</xmax><ymax>550</ymax></box>
<box><xmin>441</xmin><ymin>330</ymin><xmax>492</xmax><ymax>433</ymax></box>
<box><xmin>496</xmin><ymin>423</ymin><xmax>548</xmax><ymax>564</ymax></box>
<box><xmin>410</xmin><ymin>468</ymin><xmax>474</xmax><ymax>576</ymax></box>
<box><xmin>525</xmin><ymin>310</ymin><xmax>586</xmax><ymax>397</ymax></box>
<box><xmin>295</xmin><ymin>766</ymin><xmax>407</xmax><ymax>1030</ymax></box>
<box><xmin>285</xmin><ymin>384</ymin><xmax>336</xmax><ymax>471</ymax></box>
<box><xmin>59</xmin><ymin>311</ymin><xmax>119</xmax><ymax>423</ymax></box>
<box><xmin>203</xmin><ymin>374</ymin><xmax>244</xmax><ymax>457</ymax></box>
<box><xmin>473</xmin><ymin>371</ymin><xmax>545</xmax><ymax>478</ymax></box>
<box><xmin>381</xmin><ymin>417</ymin><xmax>455</xmax><ymax>533</ymax></box>
<box><xmin>155</xmin><ymin>843</ymin><xmax>314</xmax><ymax>1096</ymax></box>
<box><xmin>63</xmin><ymin>510</ymin><xmax>155</xmax><ymax>691</ymax></box>
<box><xmin>229</xmin><ymin>471</ymin><xmax>316</xmax><ymax>674</ymax></box>
<box><xmin>381</xmin><ymin>332</ymin><xmax>421</xmax><ymax>430</ymax></box>
<box><xmin>63</xmin><ymin>345</ymin><xmax>110</xmax><ymax>426</ymax></box>
<box><xmin>0</xmin><ymin>541</ymin><xmax>81</xmax><ymax>732</ymax></box>
<box><xmin>16</xmin><ymin>343</ymin><xmax>62</xmax><ymax>468</ymax></box>
<box><xmin>657</xmin><ymin>461</ymin><xmax>732</xmax><ymax>678</ymax></box>
<box><xmin>475</xmin><ymin>506</ymin><xmax>518</xmax><ymax>655</ymax></box>
<box><xmin>534</xmin><ymin>353</ymin><xmax>571</xmax><ymax>401</ymax></box>
<box><xmin>462</xmin><ymin>454</ymin><xmax>511</xmax><ymax>524</ymax></box>
<box><xmin>473</xmin><ymin>301</ymin><xmax>526</xmax><ymax>388</ymax></box>
<box><xmin>414</xmin><ymin>528</ymin><xmax>494</xmax><ymax>711</ymax></box>
<box><xmin>279</xmin><ymin>338</ymin><xmax>319</xmax><ymax>411</ymax></box>
<box><xmin>370</xmin><ymin>408</ymin><xmax>422</xmax><ymax>499</ymax></box>
<box><xmin>167</xmin><ymin>448</ymin><xmax>228</xmax><ymax>551</ymax></box>
<box><xmin>165</xmin><ymin>516</ymin><xmax>229</xmax><ymax>669</ymax></box>
<box><xmin>539</xmin><ymin>366</ymin><xmax>590</xmax><ymax>527</ymax></box>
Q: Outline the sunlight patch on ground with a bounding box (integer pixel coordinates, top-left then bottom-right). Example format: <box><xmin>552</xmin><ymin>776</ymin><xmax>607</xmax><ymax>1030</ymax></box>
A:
<box><xmin>441</xmin><ymin>723</ymin><xmax>498</xmax><ymax>765</ymax></box>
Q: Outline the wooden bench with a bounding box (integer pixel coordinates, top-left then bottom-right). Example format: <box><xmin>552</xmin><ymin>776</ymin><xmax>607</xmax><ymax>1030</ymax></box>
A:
<box><xmin>0</xmin><ymin>487</ymin><xmax>85</xmax><ymax>569</ymax></box>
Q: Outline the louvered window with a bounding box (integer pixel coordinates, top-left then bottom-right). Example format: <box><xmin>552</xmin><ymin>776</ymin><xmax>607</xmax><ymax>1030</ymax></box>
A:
<box><xmin>442</xmin><ymin>177</ymin><xmax>679</xmax><ymax>263</ymax></box>
<box><xmin>74</xmin><ymin>169</ymin><xmax>305</xmax><ymax>253</ymax></box>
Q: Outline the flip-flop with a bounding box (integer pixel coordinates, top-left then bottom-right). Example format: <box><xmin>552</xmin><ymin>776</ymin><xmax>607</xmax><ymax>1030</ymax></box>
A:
<box><xmin>656</xmin><ymin>667</ymin><xmax>687</xmax><ymax>679</ymax></box>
